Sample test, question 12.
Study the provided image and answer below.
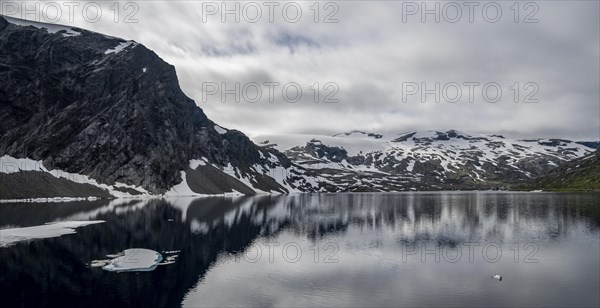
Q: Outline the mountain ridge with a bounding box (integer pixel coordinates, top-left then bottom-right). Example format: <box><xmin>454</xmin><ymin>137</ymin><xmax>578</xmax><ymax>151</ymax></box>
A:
<box><xmin>1</xmin><ymin>16</ymin><xmax>597</xmax><ymax>199</ymax></box>
<box><xmin>0</xmin><ymin>15</ymin><xmax>318</xmax><ymax>198</ymax></box>
<box><xmin>253</xmin><ymin>129</ymin><xmax>597</xmax><ymax>191</ymax></box>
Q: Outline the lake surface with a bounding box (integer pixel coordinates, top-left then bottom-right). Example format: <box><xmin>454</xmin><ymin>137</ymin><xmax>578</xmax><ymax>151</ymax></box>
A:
<box><xmin>0</xmin><ymin>192</ymin><xmax>599</xmax><ymax>307</ymax></box>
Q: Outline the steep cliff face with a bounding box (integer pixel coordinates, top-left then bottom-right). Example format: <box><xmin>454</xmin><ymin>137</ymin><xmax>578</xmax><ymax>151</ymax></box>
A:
<box><xmin>2</xmin><ymin>15</ymin><xmax>597</xmax><ymax>199</ymax></box>
<box><xmin>0</xmin><ymin>16</ymin><xmax>304</xmax><ymax>196</ymax></box>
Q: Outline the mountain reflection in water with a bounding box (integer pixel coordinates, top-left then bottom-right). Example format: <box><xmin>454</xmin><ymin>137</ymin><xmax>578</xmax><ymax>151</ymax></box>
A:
<box><xmin>0</xmin><ymin>192</ymin><xmax>598</xmax><ymax>307</ymax></box>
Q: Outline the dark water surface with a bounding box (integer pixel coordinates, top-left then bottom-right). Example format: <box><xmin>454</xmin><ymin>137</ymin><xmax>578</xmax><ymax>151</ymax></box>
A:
<box><xmin>0</xmin><ymin>192</ymin><xmax>599</xmax><ymax>307</ymax></box>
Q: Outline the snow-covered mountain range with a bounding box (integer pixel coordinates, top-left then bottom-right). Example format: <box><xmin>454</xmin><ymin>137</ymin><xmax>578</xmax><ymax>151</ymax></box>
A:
<box><xmin>0</xmin><ymin>15</ymin><xmax>597</xmax><ymax>200</ymax></box>
<box><xmin>253</xmin><ymin>130</ymin><xmax>598</xmax><ymax>191</ymax></box>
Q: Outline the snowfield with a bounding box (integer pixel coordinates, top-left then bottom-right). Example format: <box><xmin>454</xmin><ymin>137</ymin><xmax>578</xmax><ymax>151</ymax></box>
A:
<box><xmin>252</xmin><ymin>129</ymin><xmax>596</xmax><ymax>191</ymax></box>
<box><xmin>0</xmin><ymin>155</ymin><xmax>151</xmax><ymax>199</ymax></box>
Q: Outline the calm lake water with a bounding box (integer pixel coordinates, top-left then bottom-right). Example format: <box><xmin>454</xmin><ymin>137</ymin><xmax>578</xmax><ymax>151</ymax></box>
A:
<box><xmin>0</xmin><ymin>192</ymin><xmax>599</xmax><ymax>307</ymax></box>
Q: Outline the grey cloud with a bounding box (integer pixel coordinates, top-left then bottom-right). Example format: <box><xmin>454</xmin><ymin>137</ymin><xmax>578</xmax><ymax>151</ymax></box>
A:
<box><xmin>5</xmin><ymin>0</ymin><xmax>599</xmax><ymax>140</ymax></box>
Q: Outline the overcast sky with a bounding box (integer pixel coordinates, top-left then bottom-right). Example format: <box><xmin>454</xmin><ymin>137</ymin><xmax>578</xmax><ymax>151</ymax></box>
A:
<box><xmin>4</xmin><ymin>1</ymin><xmax>599</xmax><ymax>140</ymax></box>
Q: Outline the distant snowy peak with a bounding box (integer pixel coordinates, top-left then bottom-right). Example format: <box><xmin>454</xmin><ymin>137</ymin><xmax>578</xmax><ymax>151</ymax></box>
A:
<box><xmin>332</xmin><ymin>130</ymin><xmax>383</xmax><ymax>139</ymax></box>
<box><xmin>257</xmin><ymin>129</ymin><xmax>595</xmax><ymax>153</ymax></box>
<box><xmin>252</xmin><ymin>129</ymin><xmax>598</xmax><ymax>191</ymax></box>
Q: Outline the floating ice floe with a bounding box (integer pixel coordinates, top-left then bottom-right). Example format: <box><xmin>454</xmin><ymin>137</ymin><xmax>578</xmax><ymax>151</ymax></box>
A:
<box><xmin>159</xmin><ymin>254</ymin><xmax>179</xmax><ymax>265</ymax></box>
<box><xmin>96</xmin><ymin>249</ymin><xmax>178</xmax><ymax>272</ymax></box>
<box><xmin>0</xmin><ymin>196</ymin><xmax>100</xmax><ymax>203</ymax></box>
<box><xmin>0</xmin><ymin>220</ymin><xmax>105</xmax><ymax>247</ymax></box>
<box><xmin>101</xmin><ymin>248</ymin><xmax>162</xmax><ymax>272</ymax></box>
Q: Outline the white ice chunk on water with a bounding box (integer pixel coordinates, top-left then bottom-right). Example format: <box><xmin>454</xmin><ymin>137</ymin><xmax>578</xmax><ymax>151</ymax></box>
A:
<box><xmin>102</xmin><ymin>248</ymin><xmax>163</xmax><ymax>272</ymax></box>
<box><xmin>159</xmin><ymin>253</ymin><xmax>179</xmax><ymax>265</ymax></box>
<box><xmin>90</xmin><ymin>260</ymin><xmax>109</xmax><ymax>268</ymax></box>
<box><xmin>0</xmin><ymin>220</ymin><xmax>105</xmax><ymax>247</ymax></box>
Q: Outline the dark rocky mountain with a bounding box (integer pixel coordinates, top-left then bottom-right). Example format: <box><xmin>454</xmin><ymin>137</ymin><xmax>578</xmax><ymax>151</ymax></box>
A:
<box><xmin>0</xmin><ymin>15</ymin><xmax>316</xmax><ymax>198</ymax></box>
<box><xmin>1</xmin><ymin>16</ymin><xmax>597</xmax><ymax>199</ymax></box>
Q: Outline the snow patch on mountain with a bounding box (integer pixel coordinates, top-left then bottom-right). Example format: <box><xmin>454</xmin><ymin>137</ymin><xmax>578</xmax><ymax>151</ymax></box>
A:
<box><xmin>214</xmin><ymin>125</ymin><xmax>227</xmax><ymax>134</ymax></box>
<box><xmin>105</xmin><ymin>41</ymin><xmax>138</xmax><ymax>54</ymax></box>
<box><xmin>189</xmin><ymin>158</ymin><xmax>208</xmax><ymax>170</ymax></box>
<box><xmin>3</xmin><ymin>15</ymin><xmax>81</xmax><ymax>37</ymax></box>
<box><xmin>253</xmin><ymin>130</ymin><xmax>597</xmax><ymax>191</ymax></box>
<box><xmin>163</xmin><ymin>171</ymin><xmax>204</xmax><ymax>197</ymax></box>
<box><xmin>0</xmin><ymin>155</ymin><xmax>150</xmax><ymax>199</ymax></box>
<box><xmin>258</xmin><ymin>133</ymin><xmax>387</xmax><ymax>156</ymax></box>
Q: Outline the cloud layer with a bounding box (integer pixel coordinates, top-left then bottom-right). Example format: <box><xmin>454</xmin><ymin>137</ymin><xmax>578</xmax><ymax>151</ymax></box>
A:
<box><xmin>3</xmin><ymin>1</ymin><xmax>599</xmax><ymax>139</ymax></box>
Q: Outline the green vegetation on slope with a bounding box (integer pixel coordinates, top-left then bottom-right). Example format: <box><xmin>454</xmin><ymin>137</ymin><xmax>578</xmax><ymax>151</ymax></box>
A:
<box><xmin>517</xmin><ymin>150</ymin><xmax>600</xmax><ymax>191</ymax></box>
